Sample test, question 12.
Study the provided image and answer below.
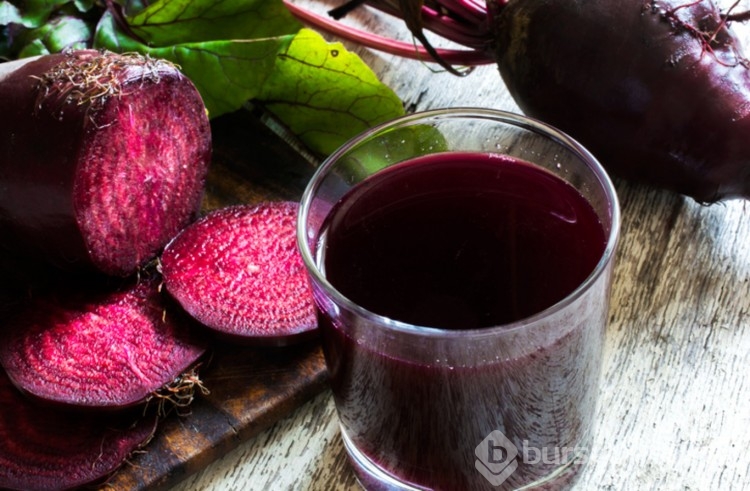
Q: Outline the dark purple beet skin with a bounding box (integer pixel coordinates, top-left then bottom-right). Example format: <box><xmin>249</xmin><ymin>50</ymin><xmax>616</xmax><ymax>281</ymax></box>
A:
<box><xmin>490</xmin><ymin>0</ymin><xmax>750</xmax><ymax>203</ymax></box>
<box><xmin>0</xmin><ymin>50</ymin><xmax>211</xmax><ymax>276</ymax></box>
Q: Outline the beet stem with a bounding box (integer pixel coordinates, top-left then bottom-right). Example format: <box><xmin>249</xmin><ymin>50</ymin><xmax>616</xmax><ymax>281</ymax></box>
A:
<box><xmin>283</xmin><ymin>0</ymin><xmax>494</xmax><ymax>67</ymax></box>
<box><xmin>328</xmin><ymin>0</ymin><xmax>370</xmax><ymax>19</ymax></box>
<box><xmin>722</xmin><ymin>0</ymin><xmax>750</xmax><ymax>23</ymax></box>
<box><xmin>432</xmin><ymin>0</ymin><xmax>488</xmax><ymax>24</ymax></box>
<box><xmin>661</xmin><ymin>0</ymin><xmax>748</xmax><ymax>67</ymax></box>
<box><xmin>104</xmin><ymin>0</ymin><xmax>149</xmax><ymax>45</ymax></box>
<box><xmin>418</xmin><ymin>5</ymin><xmax>492</xmax><ymax>48</ymax></box>
<box><xmin>725</xmin><ymin>11</ymin><xmax>750</xmax><ymax>22</ymax></box>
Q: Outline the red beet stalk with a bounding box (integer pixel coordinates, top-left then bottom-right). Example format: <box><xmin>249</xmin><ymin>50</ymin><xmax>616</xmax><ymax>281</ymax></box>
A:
<box><xmin>283</xmin><ymin>0</ymin><xmax>496</xmax><ymax>71</ymax></box>
<box><xmin>0</xmin><ymin>50</ymin><xmax>211</xmax><ymax>276</ymax></box>
<box><xmin>0</xmin><ymin>276</ymin><xmax>208</xmax><ymax>410</ymax></box>
<box><xmin>159</xmin><ymin>202</ymin><xmax>318</xmax><ymax>346</ymax></box>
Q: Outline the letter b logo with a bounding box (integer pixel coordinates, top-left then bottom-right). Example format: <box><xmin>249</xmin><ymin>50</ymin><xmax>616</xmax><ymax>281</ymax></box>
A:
<box><xmin>475</xmin><ymin>430</ymin><xmax>518</xmax><ymax>486</ymax></box>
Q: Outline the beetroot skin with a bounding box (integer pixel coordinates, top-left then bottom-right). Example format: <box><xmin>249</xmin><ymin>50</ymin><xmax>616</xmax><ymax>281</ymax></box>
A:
<box><xmin>0</xmin><ymin>368</ymin><xmax>157</xmax><ymax>491</ymax></box>
<box><xmin>0</xmin><ymin>277</ymin><xmax>207</xmax><ymax>410</ymax></box>
<box><xmin>160</xmin><ymin>202</ymin><xmax>318</xmax><ymax>346</ymax></box>
<box><xmin>0</xmin><ymin>50</ymin><xmax>211</xmax><ymax>276</ymax></box>
<box><xmin>490</xmin><ymin>0</ymin><xmax>750</xmax><ymax>202</ymax></box>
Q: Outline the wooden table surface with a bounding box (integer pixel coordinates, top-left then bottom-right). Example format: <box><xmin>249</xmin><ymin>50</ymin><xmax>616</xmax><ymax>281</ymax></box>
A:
<box><xmin>169</xmin><ymin>2</ymin><xmax>750</xmax><ymax>489</ymax></box>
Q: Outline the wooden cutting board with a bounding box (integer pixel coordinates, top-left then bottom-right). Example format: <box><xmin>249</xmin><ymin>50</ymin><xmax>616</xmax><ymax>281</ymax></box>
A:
<box><xmin>103</xmin><ymin>343</ymin><xmax>327</xmax><ymax>490</ymax></box>
<box><xmin>100</xmin><ymin>109</ymin><xmax>329</xmax><ymax>490</ymax></box>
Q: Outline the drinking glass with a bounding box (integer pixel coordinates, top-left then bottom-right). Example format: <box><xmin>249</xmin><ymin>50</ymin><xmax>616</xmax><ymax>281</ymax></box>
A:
<box><xmin>297</xmin><ymin>108</ymin><xmax>620</xmax><ymax>490</ymax></box>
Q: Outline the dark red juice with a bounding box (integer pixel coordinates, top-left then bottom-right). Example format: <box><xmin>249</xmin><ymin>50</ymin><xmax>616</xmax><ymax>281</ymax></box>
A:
<box><xmin>317</xmin><ymin>152</ymin><xmax>608</xmax><ymax>489</ymax></box>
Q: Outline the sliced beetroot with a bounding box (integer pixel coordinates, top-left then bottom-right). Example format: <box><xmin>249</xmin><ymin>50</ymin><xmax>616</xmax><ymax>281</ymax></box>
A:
<box><xmin>0</xmin><ymin>276</ymin><xmax>208</xmax><ymax>410</ymax></box>
<box><xmin>0</xmin><ymin>368</ymin><xmax>157</xmax><ymax>491</ymax></box>
<box><xmin>0</xmin><ymin>49</ymin><xmax>211</xmax><ymax>276</ymax></box>
<box><xmin>160</xmin><ymin>202</ymin><xmax>317</xmax><ymax>346</ymax></box>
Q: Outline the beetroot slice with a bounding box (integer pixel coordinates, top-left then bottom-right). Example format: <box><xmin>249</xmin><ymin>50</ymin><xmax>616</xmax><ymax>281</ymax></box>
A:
<box><xmin>0</xmin><ymin>368</ymin><xmax>157</xmax><ymax>491</ymax></box>
<box><xmin>0</xmin><ymin>50</ymin><xmax>211</xmax><ymax>276</ymax></box>
<box><xmin>0</xmin><ymin>277</ymin><xmax>208</xmax><ymax>410</ymax></box>
<box><xmin>160</xmin><ymin>202</ymin><xmax>317</xmax><ymax>346</ymax></box>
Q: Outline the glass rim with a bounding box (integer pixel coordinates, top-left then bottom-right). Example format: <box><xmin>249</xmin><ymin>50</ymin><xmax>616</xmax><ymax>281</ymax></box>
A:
<box><xmin>297</xmin><ymin>107</ymin><xmax>621</xmax><ymax>339</ymax></box>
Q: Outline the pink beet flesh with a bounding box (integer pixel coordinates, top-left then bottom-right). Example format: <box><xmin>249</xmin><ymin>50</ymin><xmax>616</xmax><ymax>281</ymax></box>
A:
<box><xmin>0</xmin><ymin>277</ymin><xmax>207</xmax><ymax>409</ymax></box>
<box><xmin>160</xmin><ymin>202</ymin><xmax>318</xmax><ymax>345</ymax></box>
<box><xmin>75</xmin><ymin>71</ymin><xmax>211</xmax><ymax>275</ymax></box>
<box><xmin>0</xmin><ymin>368</ymin><xmax>157</xmax><ymax>491</ymax></box>
<box><xmin>0</xmin><ymin>50</ymin><xmax>211</xmax><ymax>276</ymax></box>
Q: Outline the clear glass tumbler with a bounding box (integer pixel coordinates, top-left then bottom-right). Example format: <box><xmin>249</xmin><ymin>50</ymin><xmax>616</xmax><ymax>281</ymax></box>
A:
<box><xmin>298</xmin><ymin>108</ymin><xmax>620</xmax><ymax>490</ymax></box>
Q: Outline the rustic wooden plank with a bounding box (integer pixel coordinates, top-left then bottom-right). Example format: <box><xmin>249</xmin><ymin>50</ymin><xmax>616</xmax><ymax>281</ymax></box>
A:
<box><xmin>103</xmin><ymin>343</ymin><xmax>328</xmax><ymax>490</ymax></box>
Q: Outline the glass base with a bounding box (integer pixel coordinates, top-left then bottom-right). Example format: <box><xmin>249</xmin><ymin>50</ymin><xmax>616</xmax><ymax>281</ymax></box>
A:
<box><xmin>341</xmin><ymin>428</ymin><xmax>429</xmax><ymax>491</ymax></box>
<box><xmin>340</xmin><ymin>427</ymin><xmax>584</xmax><ymax>491</ymax></box>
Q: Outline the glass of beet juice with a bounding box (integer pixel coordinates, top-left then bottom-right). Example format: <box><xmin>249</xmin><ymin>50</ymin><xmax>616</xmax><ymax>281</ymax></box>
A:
<box><xmin>297</xmin><ymin>108</ymin><xmax>620</xmax><ymax>490</ymax></box>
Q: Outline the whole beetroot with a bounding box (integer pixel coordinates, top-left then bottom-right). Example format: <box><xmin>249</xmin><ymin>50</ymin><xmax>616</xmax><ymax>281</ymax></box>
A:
<box><xmin>490</xmin><ymin>0</ymin><xmax>750</xmax><ymax>203</ymax></box>
<box><xmin>287</xmin><ymin>0</ymin><xmax>750</xmax><ymax>203</ymax></box>
<box><xmin>0</xmin><ymin>50</ymin><xmax>211</xmax><ymax>276</ymax></box>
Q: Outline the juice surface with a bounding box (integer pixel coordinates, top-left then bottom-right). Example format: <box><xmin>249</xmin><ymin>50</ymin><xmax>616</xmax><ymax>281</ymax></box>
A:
<box><xmin>320</xmin><ymin>151</ymin><xmax>606</xmax><ymax>329</ymax></box>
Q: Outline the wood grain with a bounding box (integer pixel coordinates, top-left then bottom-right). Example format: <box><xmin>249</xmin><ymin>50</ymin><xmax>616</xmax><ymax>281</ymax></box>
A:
<box><xmin>102</xmin><ymin>342</ymin><xmax>327</xmax><ymax>490</ymax></box>
<box><xmin>166</xmin><ymin>1</ymin><xmax>750</xmax><ymax>490</ymax></box>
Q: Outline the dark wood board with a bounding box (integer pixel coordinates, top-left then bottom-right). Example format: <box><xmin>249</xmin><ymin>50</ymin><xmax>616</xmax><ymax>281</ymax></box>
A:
<box><xmin>102</xmin><ymin>343</ymin><xmax>327</xmax><ymax>490</ymax></box>
<box><xmin>99</xmin><ymin>109</ymin><xmax>329</xmax><ymax>490</ymax></box>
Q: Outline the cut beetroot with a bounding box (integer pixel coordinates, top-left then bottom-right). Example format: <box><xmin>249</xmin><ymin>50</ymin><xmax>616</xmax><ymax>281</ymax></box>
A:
<box><xmin>0</xmin><ymin>368</ymin><xmax>157</xmax><ymax>491</ymax></box>
<box><xmin>0</xmin><ymin>276</ymin><xmax>208</xmax><ymax>410</ymax></box>
<box><xmin>160</xmin><ymin>202</ymin><xmax>317</xmax><ymax>346</ymax></box>
<box><xmin>0</xmin><ymin>50</ymin><xmax>211</xmax><ymax>276</ymax></box>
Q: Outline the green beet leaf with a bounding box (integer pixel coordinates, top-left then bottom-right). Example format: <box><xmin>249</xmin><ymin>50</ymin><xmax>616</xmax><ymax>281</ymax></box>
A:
<box><xmin>337</xmin><ymin>123</ymin><xmax>449</xmax><ymax>179</ymax></box>
<box><xmin>95</xmin><ymin>0</ymin><xmax>404</xmax><ymax>156</ymax></box>
<box><xmin>1</xmin><ymin>0</ymin><xmax>78</xmax><ymax>28</ymax></box>
<box><xmin>1</xmin><ymin>0</ymin><xmax>99</xmax><ymax>57</ymax></box>
<box><xmin>257</xmin><ymin>28</ymin><xmax>405</xmax><ymax>156</ymax></box>
<box><xmin>95</xmin><ymin>10</ymin><xmax>290</xmax><ymax>117</ymax></box>
<box><xmin>121</xmin><ymin>0</ymin><xmax>301</xmax><ymax>46</ymax></box>
<box><xmin>0</xmin><ymin>0</ymin><xmax>96</xmax><ymax>28</ymax></box>
<box><xmin>0</xmin><ymin>2</ymin><xmax>22</xmax><ymax>26</ymax></box>
<box><xmin>17</xmin><ymin>15</ymin><xmax>92</xmax><ymax>57</ymax></box>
